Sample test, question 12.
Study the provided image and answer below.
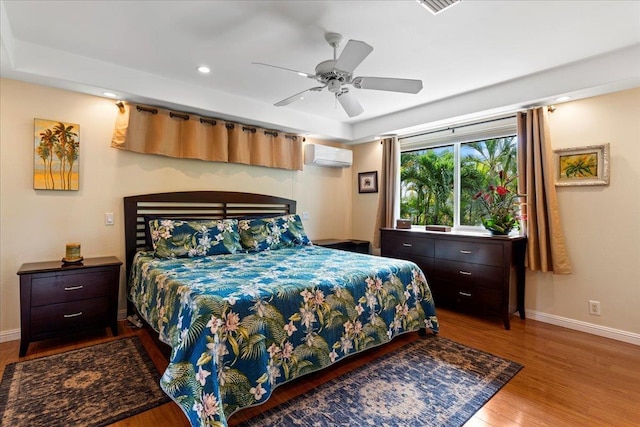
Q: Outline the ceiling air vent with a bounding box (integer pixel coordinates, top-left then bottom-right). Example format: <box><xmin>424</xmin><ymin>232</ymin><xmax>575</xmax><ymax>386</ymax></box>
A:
<box><xmin>416</xmin><ymin>0</ymin><xmax>462</xmax><ymax>15</ymax></box>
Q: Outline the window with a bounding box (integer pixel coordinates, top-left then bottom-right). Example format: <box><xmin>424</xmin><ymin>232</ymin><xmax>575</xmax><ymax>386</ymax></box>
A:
<box><xmin>399</xmin><ymin>116</ymin><xmax>518</xmax><ymax>229</ymax></box>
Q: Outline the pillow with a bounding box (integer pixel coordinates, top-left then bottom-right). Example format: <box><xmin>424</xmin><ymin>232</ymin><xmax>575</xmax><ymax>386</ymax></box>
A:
<box><xmin>238</xmin><ymin>214</ymin><xmax>311</xmax><ymax>252</ymax></box>
<box><xmin>149</xmin><ymin>218</ymin><xmax>242</xmax><ymax>258</ymax></box>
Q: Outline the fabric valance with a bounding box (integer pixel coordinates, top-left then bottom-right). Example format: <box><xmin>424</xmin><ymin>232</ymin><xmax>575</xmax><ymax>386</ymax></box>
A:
<box><xmin>111</xmin><ymin>102</ymin><xmax>303</xmax><ymax>171</ymax></box>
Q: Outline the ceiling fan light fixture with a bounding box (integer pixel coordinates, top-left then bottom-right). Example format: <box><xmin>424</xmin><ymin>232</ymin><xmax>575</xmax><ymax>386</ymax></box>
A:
<box><xmin>256</xmin><ymin>32</ymin><xmax>423</xmax><ymax>117</ymax></box>
<box><xmin>416</xmin><ymin>0</ymin><xmax>462</xmax><ymax>15</ymax></box>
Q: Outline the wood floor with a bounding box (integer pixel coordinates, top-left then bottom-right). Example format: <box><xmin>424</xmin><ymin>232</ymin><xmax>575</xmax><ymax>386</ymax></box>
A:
<box><xmin>1</xmin><ymin>308</ymin><xmax>639</xmax><ymax>426</ymax></box>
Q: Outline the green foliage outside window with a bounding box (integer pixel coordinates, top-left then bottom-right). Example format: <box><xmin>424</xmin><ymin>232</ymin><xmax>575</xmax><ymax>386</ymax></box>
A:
<box><xmin>400</xmin><ymin>137</ymin><xmax>518</xmax><ymax>227</ymax></box>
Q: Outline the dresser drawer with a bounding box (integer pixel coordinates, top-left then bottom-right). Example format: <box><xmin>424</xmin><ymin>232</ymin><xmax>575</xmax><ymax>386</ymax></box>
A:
<box><xmin>31</xmin><ymin>270</ymin><xmax>112</xmax><ymax>306</ymax></box>
<box><xmin>433</xmin><ymin>259</ymin><xmax>502</xmax><ymax>289</ymax></box>
<box><xmin>30</xmin><ymin>297</ymin><xmax>109</xmax><ymax>335</ymax></box>
<box><xmin>382</xmin><ymin>232</ymin><xmax>434</xmax><ymax>258</ymax></box>
<box><xmin>435</xmin><ymin>240</ymin><xmax>503</xmax><ymax>266</ymax></box>
<box><xmin>453</xmin><ymin>284</ymin><xmax>502</xmax><ymax>313</ymax></box>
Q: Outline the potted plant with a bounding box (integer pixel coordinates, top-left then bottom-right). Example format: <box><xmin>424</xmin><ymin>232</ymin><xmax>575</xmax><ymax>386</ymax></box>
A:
<box><xmin>473</xmin><ymin>171</ymin><xmax>521</xmax><ymax>235</ymax></box>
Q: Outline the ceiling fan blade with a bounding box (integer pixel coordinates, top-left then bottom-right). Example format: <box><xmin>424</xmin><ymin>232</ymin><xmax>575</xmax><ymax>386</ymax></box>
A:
<box><xmin>335</xmin><ymin>40</ymin><xmax>373</xmax><ymax>74</ymax></box>
<box><xmin>274</xmin><ymin>86</ymin><xmax>325</xmax><ymax>107</ymax></box>
<box><xmin>336</xmin><ymin>89</ymin><xmax>364</xmax><ymax>117</ymax></box>
<box><xmin>352</xmin><ymin>76</ymin><xmax>423</xmax><ymax>94</ymax></box>
<box><xmin>252</xmin><ymin>62</ymin><xmax>315</xmax><ymax>79</ymax></box>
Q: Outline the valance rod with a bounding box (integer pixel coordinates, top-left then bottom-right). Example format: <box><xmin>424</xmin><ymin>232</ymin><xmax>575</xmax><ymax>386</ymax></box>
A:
<box><xmin>136</xmin><ymin>105</ymin><xmax>158</xmax><ymax>114</ymax></box>
<box><xmin>170</xmin><ymin>112</ymin><xmax>189</xmax><ymax>121</ymax></box>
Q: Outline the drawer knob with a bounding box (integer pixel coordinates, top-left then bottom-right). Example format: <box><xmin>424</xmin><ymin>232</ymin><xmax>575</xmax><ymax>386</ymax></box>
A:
<box><xmin>64</xmin><ymin>285</ymin><xmax>84</xmax><ymax>291</ymax></box>
<box><xmin>63</xmin><ymin>311</ymin><xmax>83</xmax><ymax>318</ymax></box>
<box><xmin>459</xmin><ymin>250</ymin><xmax>472</xmax><ymax>254</ymax></box>
<box><xmin>402</xmin><ymin>243</ymin><xmax>413</xmax><ymax>247</ymax></box>
<box><xmin>459</xmin><ymin>270</ymin><xmax>472</xmax><ymax>276</ymax></box>
<box><xmin>459</xmin><ymin>291</ymin><xmax>472</xmax><ymax>297</ymax></box>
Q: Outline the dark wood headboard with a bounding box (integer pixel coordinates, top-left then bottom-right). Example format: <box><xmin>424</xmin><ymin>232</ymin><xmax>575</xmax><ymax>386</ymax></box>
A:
<box><xmin>123</xmin><ymin>191</ymin><xmax>296</xmax><ymax>277</ymax></box>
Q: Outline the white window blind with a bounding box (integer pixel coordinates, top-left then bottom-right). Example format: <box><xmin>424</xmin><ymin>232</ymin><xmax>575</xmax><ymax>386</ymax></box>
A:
<box><xmin>399</xmin><ymin>115</ymin><xmax>517</xmax><ymax>151</ymax></box>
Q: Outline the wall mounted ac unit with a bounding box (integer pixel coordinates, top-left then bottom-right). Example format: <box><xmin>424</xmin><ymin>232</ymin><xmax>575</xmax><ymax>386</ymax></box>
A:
<box><xmin>304</xmin><ymin>144</ymin><xmax>353</xmax><ymax>168</ymax></box>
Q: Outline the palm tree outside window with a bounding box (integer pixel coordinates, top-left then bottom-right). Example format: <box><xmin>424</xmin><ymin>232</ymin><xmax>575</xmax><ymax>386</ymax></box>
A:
<box><xmin>399</xmin><ymin>117</ymin><xmax>518</xmax><ymax>230</ymax></box>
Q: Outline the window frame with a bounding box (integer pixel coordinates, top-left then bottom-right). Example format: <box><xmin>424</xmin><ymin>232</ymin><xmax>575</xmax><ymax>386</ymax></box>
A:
<box><xmin>399</xmin><ymin>115</ymin><xmax>517</xmax><ymax>232</ymax></box>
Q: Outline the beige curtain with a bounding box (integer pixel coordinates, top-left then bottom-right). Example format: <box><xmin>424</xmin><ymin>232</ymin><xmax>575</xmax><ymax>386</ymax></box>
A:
<box><xmin>517</xmin><ymin>108</ymin><xmax>571</xmax><ymax>274</ymax></box>
<box><xmin>111</xmin><ymin>102</ymin><xmax>303</xmax><ymax>171</ymax></box>
<box><xmin>372</xmin><ymin>137</ymin><xmax>400</xmax><ymax>249</ymax></box>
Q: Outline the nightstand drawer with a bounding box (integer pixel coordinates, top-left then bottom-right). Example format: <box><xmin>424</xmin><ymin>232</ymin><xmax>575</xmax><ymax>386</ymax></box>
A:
<box><xmin>31</xmin><ymin>271</ymin><xmax>111</xmax><ymax>306</ymax></box>
<box><xmin>435</xmin><ymin>240</ymin><xmax>502</xmax><ymax>266</ymax></box>
<box><xmin>30</xmin><ymin>297</ymin><xmax>109</xmax><ymax>335</ymax></box>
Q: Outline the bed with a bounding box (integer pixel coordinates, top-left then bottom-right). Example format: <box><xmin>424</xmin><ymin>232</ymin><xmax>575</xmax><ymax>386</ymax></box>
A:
<box><xmin>124</xmin><ymin>191</ymin><xmax>438</xmax><ymax>427</ymax></box>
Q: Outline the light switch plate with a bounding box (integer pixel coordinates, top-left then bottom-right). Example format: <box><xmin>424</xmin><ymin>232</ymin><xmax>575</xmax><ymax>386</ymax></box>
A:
<box><xmin>105</xmin><ymin>212</ymin><xmax>114</xmax><ymax>226</ymax></box>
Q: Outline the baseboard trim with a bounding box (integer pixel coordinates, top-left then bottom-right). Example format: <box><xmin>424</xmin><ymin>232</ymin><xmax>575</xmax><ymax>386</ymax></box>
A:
<box><xmin>0</xmin><ymin>328</ymin><xmax>20</xmax><ymax>343</ymax></box>
<box><xmin>525</xmin><ymin>309</ymin><xmax>640</xmax><ymax>346</ymax></box>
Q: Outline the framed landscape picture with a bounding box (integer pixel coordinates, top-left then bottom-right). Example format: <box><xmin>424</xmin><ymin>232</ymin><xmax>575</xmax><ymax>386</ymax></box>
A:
<box><xmin>34</xmin><ymin>119</ymin><xmax>80</xmax><ymax>190</ymax></box>
<box><xmin>554</xmin><ymin>143</ymin><xmax>609</xmax><ymax>186</ymax></box>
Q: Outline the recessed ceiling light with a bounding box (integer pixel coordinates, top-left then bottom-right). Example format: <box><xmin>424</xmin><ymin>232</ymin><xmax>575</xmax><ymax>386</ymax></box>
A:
<box><xmin>555</xmin><ymin>96</ymin><xmax>571</xmax><ymax>102</ymax></box>
<box><xmin>103</xmin><ymin>92</ymin><xmax>117</xmax><ymax>98</ymax></box>
<box><xmin>197</xmin><ymin>65</ymin><xmax>211</xmax><ymax>74</ymax></box>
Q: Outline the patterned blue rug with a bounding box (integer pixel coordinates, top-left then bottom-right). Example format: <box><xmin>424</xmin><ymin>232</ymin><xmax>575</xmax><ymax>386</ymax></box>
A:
<box><xmin>238</xmin><ymin>336</ymin><xmax>522</xmax><ymax>427</ymax></box>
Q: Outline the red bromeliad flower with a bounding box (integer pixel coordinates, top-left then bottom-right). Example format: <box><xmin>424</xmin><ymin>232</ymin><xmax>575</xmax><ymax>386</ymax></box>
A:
<box><xmin>496</xmin><ymin>186</ymin><xmax>508</xmax><ymax>196</ymax></box>
<box><xmin>474</xmin><ymin>171</ymin><xmax>521</xmax><ymax>235</ymax></box>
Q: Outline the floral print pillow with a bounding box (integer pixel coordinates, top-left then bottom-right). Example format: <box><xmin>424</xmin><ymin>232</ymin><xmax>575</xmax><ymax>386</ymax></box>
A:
<box><xmin>149</xmin><ymin>218</ymin><xmax>242</xmax><ymax>258</ymax></box>
<box><xmin>238</xmin><ymin>214</ymin><xmax>312</xmax><ymax>252</ymax></box>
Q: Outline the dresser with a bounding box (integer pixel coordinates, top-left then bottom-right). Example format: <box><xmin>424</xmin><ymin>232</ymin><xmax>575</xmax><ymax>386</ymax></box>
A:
<box><xmin>17</xmin><ymin>256</ymin><xmax>122</xmax><ymax>356</ymax></box>
<box><xmin>381</xmin><ymin>228</ymin><xmax>526</xmax><ymax>329</ymax></box>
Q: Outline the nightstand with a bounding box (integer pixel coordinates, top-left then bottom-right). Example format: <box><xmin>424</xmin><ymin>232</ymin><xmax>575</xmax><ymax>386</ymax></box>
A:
<box><xmin>314</xmin><ymin>239</ymin><xmax>370</xmax><ymax>254</ymax></box>
<box><xmin>16</xmin><ymin>256</ymin><xmax>122</xmax><ymax>356</ymax></box>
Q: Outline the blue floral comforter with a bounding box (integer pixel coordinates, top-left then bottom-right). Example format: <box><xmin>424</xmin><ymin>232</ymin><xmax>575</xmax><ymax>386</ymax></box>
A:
<box><xmin>129</xmin><ymin>245</ymin><xmax>439</xmax><ymax>427</ymax></box>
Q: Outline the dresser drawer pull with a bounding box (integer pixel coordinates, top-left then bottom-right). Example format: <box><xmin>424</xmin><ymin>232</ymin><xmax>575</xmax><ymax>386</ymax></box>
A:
<box><xmin>459</xmin><ymin>270</ymin><xmax>472</xmax><ymax>276</ymax></box>
<box><xmin>64</xmin><ymin>285</ymin><xmax>84</xmax><ymax>291</ymax></box>
<box><xmin>459</xmin><ymin>250</ymin><xmax>472</xmax><ymax>254</ymax></box>
<box><xmin>63</xmin><ymin>312</ymin><xmax>83</xmax><ymax>318</ymax></box>
<box><xmin>459</xmin><ymin>291</ymin><xmax>472</xmax><ymax>297</ymax></box>
<box><xmin>402</xmin><ymin>243</ymin><xmax>413</xmax><ymax>247</ymax></box>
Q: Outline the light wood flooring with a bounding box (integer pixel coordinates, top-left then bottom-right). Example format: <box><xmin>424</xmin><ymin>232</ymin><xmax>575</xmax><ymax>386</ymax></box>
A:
<box><xmin>1</xmin><ymin>308</ymin><xmax>639</xmax><ymax>426</ymax></box>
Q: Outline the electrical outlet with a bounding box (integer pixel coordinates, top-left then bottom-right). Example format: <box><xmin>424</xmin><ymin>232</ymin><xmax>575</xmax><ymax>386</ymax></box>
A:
<box><xmin>589</xmin><ymin>300</ymin><xmax>601</xmax><ymax>316</ymax></box>
<box><xmin>302</xmin><ymin>211</ymin><xmax>310</xmax><ymax>220</ymax></box>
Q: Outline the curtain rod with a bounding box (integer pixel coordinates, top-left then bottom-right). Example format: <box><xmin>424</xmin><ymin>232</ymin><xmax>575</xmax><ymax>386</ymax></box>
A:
<box><xmin>398</xmin><ymin>114</ymin><xmax>517</xmax><ymax>141</ymax></box>
<box><xmin>127</xmin><ymin>102</ymin><xmax>302</xmax><ymax>141</ymax></box>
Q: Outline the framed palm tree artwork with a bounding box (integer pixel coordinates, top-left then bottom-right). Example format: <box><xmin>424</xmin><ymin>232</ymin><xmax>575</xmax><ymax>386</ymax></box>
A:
<box><xmin>34</xmin><ymin>119</ymin><xmax>80</xmax><ymax>190</ymax></box>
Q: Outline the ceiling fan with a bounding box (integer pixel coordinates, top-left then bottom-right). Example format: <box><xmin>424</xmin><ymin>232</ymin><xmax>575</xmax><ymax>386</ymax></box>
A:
<box><xmin>253</xmin><ymin>32</ymin><xmax>423</xmax><ymax>117</ymax></box>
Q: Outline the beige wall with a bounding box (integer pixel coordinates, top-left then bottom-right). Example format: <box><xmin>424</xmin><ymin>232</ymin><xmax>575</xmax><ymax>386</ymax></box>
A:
<box><xmin>0</xmin><ymin>78</ymin><xmax>353</xmax><ymax>337</ymax></box>
<box><xmin>2</xmin><ymin>78</ymin><xmax>637</xmax><ymax>342</ymax></box>
<box><xmin>351</xmin><ymin>141</ymin><xmax>382</xmax><ymax>253</ymax></box>
<box><xmin>350</xmin><ymin>88</ymin><xmax>640</xmax><ymax>340</ymax></box>
<box><xmin>527</xmin><ymin>88</ymin><xmax>640</xmax><ymax>336</ymax></box>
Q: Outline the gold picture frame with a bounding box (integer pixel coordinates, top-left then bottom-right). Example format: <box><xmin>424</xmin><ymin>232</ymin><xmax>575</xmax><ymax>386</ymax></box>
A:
<box><xmin>34</xmin><ymin>119</ymin><xmax>80</xmax><ymax>191</ymax></box>
<box><xmin>553</xmin><ymin>143</ymin><xmax>609</xmax><ymax>186</ymax></box>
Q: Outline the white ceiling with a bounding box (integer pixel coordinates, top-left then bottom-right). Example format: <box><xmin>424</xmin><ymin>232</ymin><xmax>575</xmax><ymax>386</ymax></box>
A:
<box><xmin>1</xmin><ymin>0</ymin><xmax>639</xmax><ymax>143</ymax></box>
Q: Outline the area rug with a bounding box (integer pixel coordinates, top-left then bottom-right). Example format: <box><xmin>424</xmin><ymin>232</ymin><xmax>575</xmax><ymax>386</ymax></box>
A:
<box><xmin>238</xmin><ymin>336</ymin><xmax>523</xmax><ymax>427</ymax></box>
<box><xmin>0</xmin><ymin>336</ymin><xmax>170</xmax><ymax>427</ymax></box>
